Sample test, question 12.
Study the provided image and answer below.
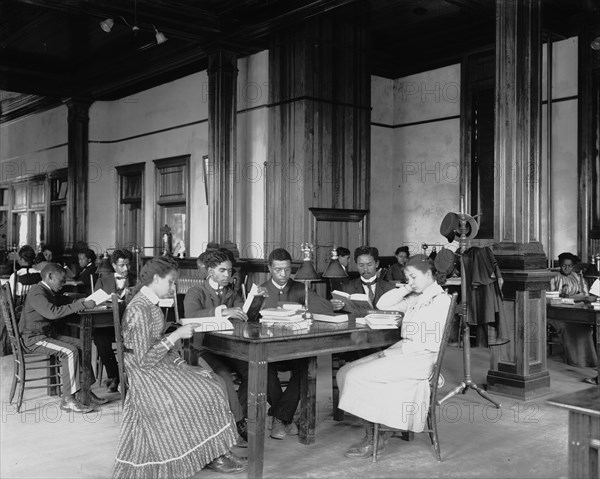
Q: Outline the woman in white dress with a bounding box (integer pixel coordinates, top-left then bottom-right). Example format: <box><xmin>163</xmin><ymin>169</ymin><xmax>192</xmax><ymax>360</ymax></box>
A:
<box><xmin>337</xmin><ymin>254</ymin><xmax>451</xmax><ymax>458</ymax></box>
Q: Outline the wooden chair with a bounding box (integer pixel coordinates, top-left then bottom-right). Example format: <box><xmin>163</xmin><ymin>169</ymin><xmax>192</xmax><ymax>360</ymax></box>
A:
<box><xmin>111</xmin><ymin>293</ymin><xmax>128</xmax><ymax>406</ymax></box>
<box><xmin>13</xmin><ymin>271</ymin><xmax>42</xmax><ymax>313</ymax></box>
<box><xmin>0</xmin><ymin>283</ymin><xmax>62</xmax><ymax>412</ymax></box>
<box><xmin>372</xmin><ymin>292</ymin><xmax>458</xmax><ymax>462</ymax></box>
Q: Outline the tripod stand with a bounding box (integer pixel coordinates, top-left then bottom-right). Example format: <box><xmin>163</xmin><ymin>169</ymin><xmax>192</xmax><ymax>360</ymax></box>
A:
<box><xmin>438</xmin><ymin>210</ymin><xmax>501</xmax><ymax>409</ymax></box>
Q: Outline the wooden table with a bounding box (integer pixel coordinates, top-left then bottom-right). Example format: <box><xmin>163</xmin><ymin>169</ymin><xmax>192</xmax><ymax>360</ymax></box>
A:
<box><xmin>547</xmin><ymin>387</ymin><xmax>600</xmax><ymax>479</ymax></box>
<box><xmin>200</xmin><ymin>319</ymin><xmax>402</xmax><ymax>479</ymax></box>
<box><xmin>546</xmin><ymin>300</ymin><xmax>600</xmax><ymax>380</ymax></box>
<box><xmin>65</xmin><ymin>307</ymin><xmax>115</xmax><ymax>405</ymax></box>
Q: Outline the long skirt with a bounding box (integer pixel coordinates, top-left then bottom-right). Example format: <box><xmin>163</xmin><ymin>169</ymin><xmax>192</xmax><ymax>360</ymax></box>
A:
<box><xmin>337</xmin><ymin>349</ymin><xmax>436</xmax><ymax>432</ymax></box>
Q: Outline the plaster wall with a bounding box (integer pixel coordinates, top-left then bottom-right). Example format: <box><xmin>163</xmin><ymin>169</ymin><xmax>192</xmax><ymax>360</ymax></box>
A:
<box><xmin>370</xmin><ymin>65</ymin><xmax>461</xmax><ymax>257</ymax></box>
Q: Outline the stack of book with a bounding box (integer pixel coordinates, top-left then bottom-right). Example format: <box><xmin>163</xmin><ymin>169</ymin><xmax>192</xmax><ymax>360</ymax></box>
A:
<box><xmin>259</xmin><ymin>307</ymin><xmax>311</xmax><ymax>330</ymax></box>
<box><xmin>362</xmin><ymin>312</ymin><xmax>402</xmax><ymax>329</ymax></box>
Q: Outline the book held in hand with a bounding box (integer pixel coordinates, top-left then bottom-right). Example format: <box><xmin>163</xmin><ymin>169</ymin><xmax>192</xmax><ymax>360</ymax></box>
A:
<box><xmin>86</xmin><ymin>289</ymin><xmax>111</xmax><ymax>305</ymax></box>
<box><xmin>332</xmin><ymin>290</ymin><xmax>372</xmax><ymax>315</ymax></box>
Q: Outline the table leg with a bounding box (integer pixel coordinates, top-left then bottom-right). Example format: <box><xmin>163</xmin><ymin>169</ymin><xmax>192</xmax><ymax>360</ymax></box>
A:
<box><xmin>247</xmin><ymin>344</ymin><xmax>268</xmax><ymax>479</ymax></box>
<box><xmin>79</xmin><ymin>313</ymin><xmax>92</xmax><ymax>405</ymax></box>
<box><xmin>299</xmin><ymin>356</ymin><xmax>317</xmax><ymax>445</ymax></box>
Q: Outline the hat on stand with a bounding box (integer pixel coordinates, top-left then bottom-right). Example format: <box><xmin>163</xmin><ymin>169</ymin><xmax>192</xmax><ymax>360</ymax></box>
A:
<box><xmin>439</xmin><ymin>212</ymin><xmax>479</xmax><ymax>243</ymax></box>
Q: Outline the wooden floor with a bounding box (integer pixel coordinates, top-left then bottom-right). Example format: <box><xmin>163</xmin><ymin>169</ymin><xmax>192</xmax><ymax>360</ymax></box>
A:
<box><xmin>0</xmin><ymin>346</ymin><xmax>596</xmax><ymax>479</ymax></box>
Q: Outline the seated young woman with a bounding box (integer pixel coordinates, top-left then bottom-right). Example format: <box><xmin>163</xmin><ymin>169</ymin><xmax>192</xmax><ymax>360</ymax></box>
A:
<box><xmin>113</xmin><ymin>257</ymin><xmax>246</xmax><ymax>478</ymax></box>
<box><xmin>336</xmin><ymin>254</ymin><xmax>451</xmax><ymax>459</ymax></box>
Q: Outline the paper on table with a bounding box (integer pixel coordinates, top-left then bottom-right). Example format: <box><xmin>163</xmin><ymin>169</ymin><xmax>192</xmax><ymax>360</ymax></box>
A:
<box><xmin>591</xmin><ymin>279</ymin><xmax>600</xmax><ymax>297</ymax></box>
<box><xmin>86</xmin><ymin>289</ymin><xmax>111</xmax><ymax>305</ymax></box>
<box><xmin>312</xmin><ymin>313</ymin><xmax>349</xmax><ymax>323</ymax></box>
<box><xmin>181</xmin><ymin>317</ymin><xmax>234</xmax><ymax>332</ymax></box>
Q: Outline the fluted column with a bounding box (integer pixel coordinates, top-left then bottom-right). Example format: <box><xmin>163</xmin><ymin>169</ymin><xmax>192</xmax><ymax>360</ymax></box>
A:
<box><xmin>207</xmin><ymin>49</ymin><xmax>238</xmax><ymax>245</ymax></box>
<box><xmin>65</xmin><ymin>98</ymin><xmax>91</xmax><ymax>247</ymax></box>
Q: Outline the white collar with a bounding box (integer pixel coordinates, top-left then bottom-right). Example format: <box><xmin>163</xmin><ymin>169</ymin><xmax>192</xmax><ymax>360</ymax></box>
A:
<box><xmin>208</xmin><ymin>278</ymin><xmax>222</xmax><ymax>291</ymax></box>
<box><xmin>41</xmin><ymin>281</ymin><xmax>53</xmax><ymax>292</ymax></box>
<box><xmin>271</xmin><ymin>279</ymin><xmax>287</xmax><ymax>290</ymax></box>
<box><xmin>141</xmin><ymin>285</ymin><xmax>160</xmax><ymax>305</ymax></box>
<box><xmin>361</xmin><ymin>276</ymin><xmax>377</xmax><ymax>284</ymax></box>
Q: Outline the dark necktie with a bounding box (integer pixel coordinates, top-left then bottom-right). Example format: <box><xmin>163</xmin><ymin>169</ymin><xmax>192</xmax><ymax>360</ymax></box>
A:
<box><xmin>215</xmin><ymin>287</ymin><xmax>224</xmax><ymax>304</ymax></box>
<box><xmin>361</xmin><ymin>280</ymin><xmax>375</xmax><ymax>304</ymax></box>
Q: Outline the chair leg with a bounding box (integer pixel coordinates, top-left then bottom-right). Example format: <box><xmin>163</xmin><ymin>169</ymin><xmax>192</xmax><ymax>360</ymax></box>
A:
<box><xmin>429</xmin><ymin>409</ymin><xmax>441</xmax><ymax>461</ymax></box>
<box><xmin>372</xmin><ymin>423</ymin><xmax>379</xmax><ymax>463</ymax></box>
<box><xmin>47</xmin><ymin>356</ymin><xmax>60</xmax><ymax>396</ymax></box>
<box><xmin>332</xmin><ymin>355</ymin><xmax>345</xmax><ymax>421</ymax></box>
<box><xmin>16</xmin><ymin>362</ymin><xmax>26</xmax><ymax>413</ymax></box>
<box><xmin>8</xmin><ymin>357</ymin><xmax>18</xmax><ymax>404</ymax></box>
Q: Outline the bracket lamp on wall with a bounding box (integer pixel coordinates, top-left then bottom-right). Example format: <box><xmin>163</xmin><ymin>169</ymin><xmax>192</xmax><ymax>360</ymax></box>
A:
<box><xmin>591</xmin><ymin>36</ymin><xmax>600</xmax><ymax>51</ymax></box>
<box><xmin>153</xmin><ymin>25</ymin><xmax>168</xmax><ymax>45</ymax></box>
<box><xmin>99</xmin><ymin>17</ymin><xmax>167</xmax><ymax>45</ymax></box>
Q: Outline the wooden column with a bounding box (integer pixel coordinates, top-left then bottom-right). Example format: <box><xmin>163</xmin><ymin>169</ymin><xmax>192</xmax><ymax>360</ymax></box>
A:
<box><xmin>207</xmin><ymin>49</ymin><xmax>238</xmax><ymax>245</ymax></box>
<box><xmin>266</xmin><ymin>15</ymin><xmax>370</xmax><ymax>260</ymax></box>
<box><xmin>65</xmin><ymin>99</ymin><xmax>91</xmax><ymax>247</ymax></box>
<box><xmin>486</xmin><ymin>0</ymin><xmax>553</xmax><ymax>399</ymax></box>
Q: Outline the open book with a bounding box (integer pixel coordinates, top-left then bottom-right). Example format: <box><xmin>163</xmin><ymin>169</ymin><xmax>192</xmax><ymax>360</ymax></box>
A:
<box><xmin>86</xmin><ymin>289</ymin><xmax>111</xmax><ymax>305</ymax></box>
<box><xmin>181</xmin><ymin>317</ymin><xmax>234</xmax><ymax>333</ymax></box>
<box><xmin>332</xmin><ymin>290</ymin><xmax>372</xmax><ymax>315</ymax></box>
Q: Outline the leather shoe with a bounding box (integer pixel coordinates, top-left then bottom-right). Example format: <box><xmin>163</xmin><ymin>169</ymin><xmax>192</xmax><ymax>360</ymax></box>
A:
<box><xmin>107</xmin><ymin>378</ymin><xmax>120</xmax><ymax>393</ymax></box>
<box><xmin>89</xmin><ymin>391</ymin><xmax>109</xmax><ymax>405</ymax></box>
<box><xmin>270</xmin><ymin>417</ymin><xmax>286</xmax><ymax>440</ymax></box>
<box><xmin>344</xmin><ymin>432</ymin><xmax>386</xmax><ymax>459</ymax></box>
<box><xmin>206</xmin><ymin>452</ymin><xmax>246</xmax><ymax>474</ymax></box>
<box><xmin>60</xmin><ymin>397</ymin><xmax>95</xmax><ymax>414</ymax></box>
<box><xmin>583</xmin><ymin>376</ymin><xmax>598</xmax><ymax>385</ymax></box>
<box><xmin>236</xmin><ymin>418</ymin><xmax>248</xmax><ymax>442</ymax></box>
<box><xmin>284</xmin><ymin>420</ymin><xmax>298</xmax><ymax>436</ymax></box>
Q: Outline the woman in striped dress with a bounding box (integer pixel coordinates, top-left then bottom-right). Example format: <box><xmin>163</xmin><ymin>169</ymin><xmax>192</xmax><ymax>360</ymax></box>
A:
<box><xmin>113</xmin><ymin>258</ymin><xmax>245</xmax><ymax>478</ymax></box>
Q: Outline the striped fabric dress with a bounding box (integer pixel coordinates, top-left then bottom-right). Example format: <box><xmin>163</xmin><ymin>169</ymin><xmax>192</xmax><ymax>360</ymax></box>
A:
<box><xmin>113</xmin><ymin>289</ymin><xmax>237</xmax><ymax>479</ymax></box>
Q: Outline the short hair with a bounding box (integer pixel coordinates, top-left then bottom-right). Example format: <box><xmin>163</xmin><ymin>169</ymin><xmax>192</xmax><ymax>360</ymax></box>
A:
<box><xmin>79</xmin><ymin>248</ymin><xmax>97</xmax><ymax>264</ymax></box>
<box><xmin>336</xmin><ymin>246</ymin><xmax>350</xmax><ymax>257</ymax></box>
<box><xmin>204</xmin><ymin>250</ymin><xmax>231</xmax><ymax>269</ymax></box>
<box><xmin>206</xmin><ymin>242</ymin><xmax>220</xmax><ymax>251</ymax></box>
<box><xmin>18</xmin><ymin>245</ymin><xmax>36</xmax><ymax>265</ymax></box>
<box><xmin>394</xmin><ymin>246</ymin><xmax>410</xmax><ymax>257</ymax></box>
<box><xmin>111</xmin><ymin>249</ymin><xmax>132</xmax><ymax>264</ymax></box>
<box><xmin>41</xmin><ymin>262</ymin><xmax>66</xmax><ymax>279</ymax></box>
<box><xmin>268</xmin><ymin>248</ymin><xmax>292</xmax><ymax>265</ymax></box>
<box><xmin>40</xmin><ymin>244</ymin><xmax>55</xmax><ymax>255</ymax></box>
<box><xmin>406</xmin><ymin>254</ymin><xmax>447</xmax><ymax>285</ymax></box>
<box><xmin>197</xmin><ymin>251</ymin><xmax>209</xmax><ymax>268</ymax></box>
<box><xmin>137</xmin><ymin>258</ymin><xmax>178</xmax><ymax>288</ymax></box>
<box><xmin>34</xmin><ymin>252</ymin><xmax>46</xmax><ymax>264</ymax></box>
<box><xmin>354</xmin><ymin>246</ymin><xmax>379</xmax><ymax>262</ymax></box>
<box><xmin>218</xmin><ymin>247</ymin><xmax>235</xmax><ymax>265</ymax></box>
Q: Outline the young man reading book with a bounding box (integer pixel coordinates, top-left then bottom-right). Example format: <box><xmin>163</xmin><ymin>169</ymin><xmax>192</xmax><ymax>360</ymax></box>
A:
<box><xmin>331</xmin><ymin>246</ymin><xmax>395</xmax><ymax>313</ymax></box>
<box><xmin>259</xmin><ymin>248</ymin><xmax>334</xmax><ymax>439</ymax></box>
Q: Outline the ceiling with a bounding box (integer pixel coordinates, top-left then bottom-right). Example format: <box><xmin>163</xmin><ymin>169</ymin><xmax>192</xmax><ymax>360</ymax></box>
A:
<box><xmin>0</xmin><ymin>0</ymin><xmax>597</xmax><ymax>122</ymax></box>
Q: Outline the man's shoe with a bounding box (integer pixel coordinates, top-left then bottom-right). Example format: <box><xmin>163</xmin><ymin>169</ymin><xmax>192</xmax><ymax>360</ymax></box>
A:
<box><xmin>224</xmin><ymin>451</ymin><xmax>247</xmax><ymax>467</ymax></box>
<box><xmin>236</xmin><ymin>418</ymin><xmax>248</xmax><ymax>442</ymax></box>
<box><xmin>270</xmin><ymin>417</ymin><xmax>286</xmax><ymax>440</ymax></box>
<box><xmin>284</xmin><ymin>420</ymin><xmax>298</xmax><ymax>436</ymax></box>
<box><xmin>60</xmin><ymin>397</ymin><xmax>95</xmax><ymax>414</ymax></box>
<box><xmin>107</xmin><ymin>378</ymin><xmax>119</xmax><ymax>393</ymax></box>
<box><xmin>583</xmin><ymin>376</ymin><xmax>598</xmax><ymax>385</ymax></box>
<box><xmin>206</xmin><ymin>452</ymin><xmax>246</xmax><ymax>474</ymax></box>
<box><xmin>89</xmin><ymin>391</ymin><xmax>109</xmax><ymax>405</ymax></box>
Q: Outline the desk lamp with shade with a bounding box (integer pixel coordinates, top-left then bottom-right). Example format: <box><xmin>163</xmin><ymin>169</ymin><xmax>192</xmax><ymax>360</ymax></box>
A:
<box><xmin>294</xmin><ymin>243</ymin><xmax>321</xmax><ymax>320</ymax></box>
<box><xmin>321</xmin><ymin>245</ymin><xmax>348</xmax><ymax>280</ymax></box>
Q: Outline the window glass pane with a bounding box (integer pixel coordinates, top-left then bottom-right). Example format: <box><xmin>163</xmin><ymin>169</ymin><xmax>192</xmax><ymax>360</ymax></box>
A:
<box><xmin>14</xmin><ymin>213</ymin><xmax>27</xmax><ymax>246</ymax></box>
<box><xmin>0</xmin><ymin>211</ymin><xmax>7</xmax><ymax>250</ymax></box>
<box><xmin>13</xmin><ymin>185</ymin><xmax>26</xmax><ymax>209</ymax></box>
<box><xmin>30</xmin><ymin>181</ymin><xmax>45</xmax><ymax>207</ymax></box>
<box><xmin>32</xmin><ymin>212</ymin><xmax>45</xmax><ymax>250</ymax></box>
<box><xmin>0</xmin><ymin>188</ymin><xmax>8</xmax><ymax>207</ymax></box>
<box><xmin>162</xmin><ymin>205</ymin><xmax>186</xmax><ymax>257</ymax></box>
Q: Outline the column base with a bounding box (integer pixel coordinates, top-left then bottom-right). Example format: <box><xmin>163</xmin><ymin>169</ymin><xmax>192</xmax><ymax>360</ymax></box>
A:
<box><xmin>487</xmin><ymin>369</ymin><xmax>551</xmax><ymax>400</ymax></box>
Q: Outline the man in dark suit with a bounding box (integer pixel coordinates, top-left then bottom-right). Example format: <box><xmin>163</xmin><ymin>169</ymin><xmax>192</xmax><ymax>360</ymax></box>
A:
<box><xmin>184</xmin><ymin>250</ymin><xmax>250</xmax><ymax>443</ymax></box>
<box><xmin>331</xmin><ymin>245</ymin><xmax>396</xmax><ymax>312</ymax></box>
<box><xmin>20</xmin><ymin>263</ymin><xmax>107</xmax><ymax>412</ymax></box>
<box><xmin>259</xmin><ymin>248</ymin><xmax>334</xmax><ymax>440</ymax></box>
<box><xmin>94</xmin><ymin>248</ymin><xmax>134</xmax><ymax>392</ymax></box>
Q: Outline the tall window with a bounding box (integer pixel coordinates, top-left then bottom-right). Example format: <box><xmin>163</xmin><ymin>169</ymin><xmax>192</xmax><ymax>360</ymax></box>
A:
<box><xmin>10</xmin><ymin>177</ymin><xmax>46</xmax><ymax>249</ymax></box>
<box><xmin>116</xmin><ymin>163</ymin><xmax>144</xmax><ymax>250</ymax></box>
<box><xmin>154</xmin><ymin>156</ymin><xmax>189</xmax><ymax>257</ymax></box>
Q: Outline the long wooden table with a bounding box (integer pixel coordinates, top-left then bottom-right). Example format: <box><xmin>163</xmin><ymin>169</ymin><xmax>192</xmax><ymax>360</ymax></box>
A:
<box><xmin>546</xmin><ymin>300</ymin><xmax>600</xmax><ymax>380</ymax></box>
<box><xmin>547</xmin><ymin>387</ymin><xmax>600</xmax><ymax>479</ymax></box>
<box><xmin>65</xmin><ymin>307</ymin><xmax>115</xmax><ymax>405</ymax></box>
<box><xmin>199</xmin><ymin>319</ymin><xmax>402</xmax><ymax>479</ymax></box>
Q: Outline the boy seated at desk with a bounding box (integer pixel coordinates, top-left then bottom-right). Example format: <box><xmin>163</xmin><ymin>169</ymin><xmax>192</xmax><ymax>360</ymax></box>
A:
<box><xmin>19</xmin><ymin>263</ymin><xmax>111</xmax><ymax>412</ymax></box>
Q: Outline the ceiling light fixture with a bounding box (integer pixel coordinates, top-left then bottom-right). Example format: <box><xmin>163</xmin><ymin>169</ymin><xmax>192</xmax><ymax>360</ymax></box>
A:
<box><xmin>153</xmin><ymin>25</ymin><xmax>168</xmax><ymax>45</ymax></box>
<box><xmin>99</xmin><ymin>18</ymin><xmax>114</xmax><ymax>33</ymax></box>
<box><xmin>591</xmin><ymin>36</ymin><xmax>600</xmax><ymax>51</ymax></box>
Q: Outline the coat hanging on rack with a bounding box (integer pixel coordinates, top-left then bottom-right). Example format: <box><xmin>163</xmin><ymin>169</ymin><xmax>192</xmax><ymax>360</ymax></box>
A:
<box><xmin>462</xmin><ymin>246</ymin><xmax>510</xmax><ymax>347</ymax></box>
